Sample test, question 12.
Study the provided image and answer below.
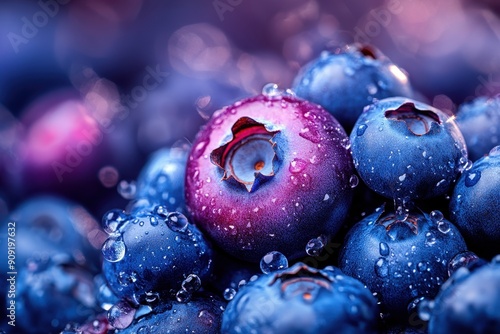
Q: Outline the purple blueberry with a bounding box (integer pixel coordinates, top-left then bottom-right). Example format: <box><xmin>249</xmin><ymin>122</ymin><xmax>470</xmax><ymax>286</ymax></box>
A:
<box><xmin>455</xmin><ymin>96</ymin><xmax>500</xmax><ymax>161</ymax></box>
<box><xmin>339</xmin><ymin>206</ymin><xmax>467</xmax><ymax>319</ymax></box>
<box><xmin>101</xmin><ymin>209</ymin><xmax>213</xmax><ymax>303</ymax></box>
<box><xmin>427</xmin><ymin>258</ymin><xmax>500</xmax><ymax>334</ymax></box>
<box><xmin>221</xmin><ymin>262</ymin><xmax>379</xmax><ymax>334</ymax></box>
<box><xmin>185</xmin><ymin>89</ymin><xmax>355</xmax><ymax>262</ymax></box>
<box><xmin>450</xmin><ymin>147</ymin><xmax>500</xmax><ymax>258</ymax></box>
<box><xmin>350</xmin><ymin>97</ymin><xmax>467</xmax><ymax>202</ymax></box>
<box><xmin>293</xmin><ymin>44</ymin><xmax>413</xmax><ymax>132</ymax></box>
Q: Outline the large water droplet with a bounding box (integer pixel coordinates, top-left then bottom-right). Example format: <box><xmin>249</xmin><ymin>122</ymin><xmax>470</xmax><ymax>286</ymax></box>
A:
<box><xmin>118</xmin><ymin>180</ymin><xmax>136</xmax><ymax>200</ymax></box>
<box><xmin>166</xmin><ymin>212</ymin><xmax>189</xmax><ymax>232</ymax></box>
<box><xmin>437</xmin><ymin>221</ymin><xmax>451</xmax><ymax>234</ymax></box>
<box><xmin>223</xmin><ymin>288</ymin><xmax>236</xmax><ymax>301</ymax></box>
<box><xmin>305</xmin><ymin>235</ymin><xmax>326</xmax><ymax>256</ymax></box>
<box><xmin>379</xmin><ymin>242</ymin><xmax>390</xmax><ymax>256</ymax></box>
<box><xmin>108</xmin><ymin>300</ymin><xmax>136</xmax><ymax>329</ymax></box>
<box><xmin>181</xmin><ymin>274</ymin><xmax>202</xmax><ymax>293</ymax></box>
<box><xmin>448</xmin><ymin>251</ymin><xmax>480</xmax><ymax>276</ymax></box>
<box><xmin>260</xmin><ymin>251</ymin><xmax>288</xmax><ymax>274</ymax></box>
<box><xmin>357</xmin><ymin>124</ymin><xmax>368</xmax><ymax>136</ymax></box>
<box><xmin>375</xmin><ymin>258</ymin><xmax>389</xmax><ymax>278</ymax></box>
<box><xmin>102</xmin><ymin>209</ymin><xmax>127</xmax><ymax>234</ymax></box>
<box><xmin>192</xmin><ymin>140</ymin><xmax>209</xmax><ymax>160</ymax></box>
<box><xmin>102</xmin><ymin>237</ymin><xmax>126</xmax><ymax>262</ymax></box>
<box><xmin>430</xmin><ymin>210</ymin><xmax>444</xmax><ymax>224</ymax></box>
<box><xmin>465</xmin><ymin>171</ymin><xmax>481</xmax><ymax>187</ymax></box>
<box><xmin>175</xmin><ymin>289</ymin><xmax>191</xmax><ymax>303</ymax></box>
<box><xmin>262</xmin><ymin>83</ymin><xmax>280</xmax><ymax>97</ymax></box>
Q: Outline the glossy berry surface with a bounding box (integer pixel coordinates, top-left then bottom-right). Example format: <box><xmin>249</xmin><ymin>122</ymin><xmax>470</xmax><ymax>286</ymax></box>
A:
<box><xmin>185</xmin><ymin>91</ymin><xmax>355</xmax><ymax>262</ymax></box>
<box><xmin>121</xmin><ymin>294</ymin><xmax>226</xmax><ymax>334</ymax></box>
<box><xmin>102</xmin><ymin>210</ymin><xmax>213</xmax><ymax>302</ymax></box>
<box><xmin>450</xmin><ymin>147</ymin><xmax>500</xmax><ymax>258</ymax></box>
<box><xmin>132</xmin><ymin>146</ymin><xmax>189</xmax><ymax>214</ymax></box>
<box><xmin>350</xmin><ymin>97</ymin><xmax>467</xmax><ymax>202</ymax></box>
<box><xmin>428</xmin><ymin>259</ymin><xmax>500</xmax><ymax>334</ymax></box>
<box><xmin>455</xmin><ymin>96</ymin><xmax>500</xmax><ymax>161</ymax></box>
<box><xmin>338</xmin><ymin>206</ymin><xmax>467</xmax><ymax>318</ymax></box>
<box><xmin>293</xmin><ymin>44</ymin><xmax>413</xmax><ymax>132</ymax></box>
<box><xmin>221</xmin><ymin>262</ymin><xmax>379</xmax><ymax>334</ymax></box>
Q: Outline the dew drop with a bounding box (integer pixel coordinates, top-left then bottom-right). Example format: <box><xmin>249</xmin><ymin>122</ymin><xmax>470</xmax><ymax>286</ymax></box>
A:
<box><xmin>375</xmin><ymin>258</ymin><xmax>389</xmax><ymax>278</ymax></box>
<box><xmin>175</xmin><ymin>289</ymin><xmax>191</xmax><ymax>303</ymax></box>
<box><xmin>166</xmin><ymin>212</ymin><xmax>189</xmax><ymax>232</ymax></box>
<box><xmin>260</xmin><ymin>251</ymin><xmax>288</xmax><ymax>274</ymax></box>
<box><xmin>349</xmin><ymin>175</ymin><xmax>359</xmax><ymax>188</ymax></box>
<box><xmin>425</xmin><ymin>232</ymin><xmax>436</xmax><ymax>246</ymax></box>
<box><xmin>357</xmin><ymin>124</ymin><xmax>368</xmax><ymax>136</ymax></box>
<box><xmin>430</xmin><ymin>210</ymin><xmax>444</xmax><ymax>224</ymax></box>
<box><xmin>198</xmin><ymin>309</ymin><xmax>215</xmax><ymax>326</ymax></box>
<box><xmin>289</xmin><ymin>158</ymin><xmax>307</xmax><ymax>173</ymax></box>
<box><xmin>223</xmin><ymin>288</ymin><xmax>236</xmax><ymax>301</ymax></box>
<box><xmin>102</xmin><ymin>237</ymin><xmax>126</xmax><ymax>262</ymax></box>
<box><xmin>398</xmin><ymin>174</ymin><xmax>406</xmax><ymax>182</ymax></box>
<box><xmin>437</xmin><ymin>221</ymin><xmax>451</xmax><ymax>234</ymax></box>
<box><xmin>107</xmin><ymin>300</ymin><xmax>136</xmax><ymax>330</ymax></box>
<box><xmin>117</xmin><ymin>180</ymin><xmax>136</xmax><ymax>200</ymax></box>
<box><xmin>379</xmin><ymin>242</ymin><xmax>390</xmax><ymax>256</ymax></box>
<box><xmin>181</xmin><ymin>274</ymin><xmax>202</xmax><ymax>293</ymax></box>
<box><xmin>262</xmin><ymin>83</ymin><xmax>280</xmax><ymax>97</ymax></box>
<box><xmin>448</xmin><ymin>251</ymin><xmax>480</xmax><ymax>276</ymax></box>
<box><xmin>417</xmin><ymin>261</ymin><xmax>428</xmax><ymax>272</ymax></box>
<box><xmin>192</xmin><ymin>140</ymin><xmax>209</xmax><ymax>160</ymax></box>
<box><xmin>102</xmin><ymin>209</ymin><xmax>127</xmax><ymax>234</ymax></box>
<box><xmin>465</xmin><ymin>171</ymin><xmax>481</xmax><ymax>187</ymax></box>
<box><xmin>305</xmin><ymin>235</ymin><xmax>326</xmax><ymax>256</ymax></box>
<box><xmin>154</xmin><ymin>205</ymin><xmax>168</xmax><ymax>218</ymax></box>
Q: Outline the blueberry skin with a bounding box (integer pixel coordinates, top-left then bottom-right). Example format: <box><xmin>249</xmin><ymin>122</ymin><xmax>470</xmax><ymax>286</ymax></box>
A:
<box><xmin>186</xmin><ymin>94</ymin><xmax>354</xmax><ymax>262</ymax></box>
<box><xmin>428</xmin><ymin>260</ymin><xmax>500</xmax><ymax>334</ymax></box>
<box><xmin>338</xmin><ymin>207</ymin><xmax>467</xmax><ymax>319</ymax></box>
<box><xmin>120</xmin><ymin>294</ymin><xmax>225</xmax><ymax>334</ymax></box>
<box><xmin>350</xmin><ymin>97</ymin><xmax>467</xmax><ymax>201</ymax></box>
<box><xmin>455</xmin><ymin>96</ymin><xmax>500</xmax><ymax>161</ymax></box>
<box><xmin>102</xmin><ymin>212</ymin><xmax>213</xmax><ymax>302</ymax></box>
<box><xmin>293</xmin><ymin>44</ymin><xmax>413</xmax><ymax>132</ymax></box>
<box><xmin>132</xmin><ymin>147</ymin><xmax>189</xmax><ymax>214</ymax></box>
<box><xmin>450</xmin><ymin>148</ymin><xmax>500</xmax><ymax>258</ymax></box>
<box><xmin>14</xmin><ymin>259</ymin><xmax>98</xmax><ymax>334</ymax></box>
<box><xmin>221</xmin><ymin>262</ymin><xmax>379</xmax><ymax>334</ymax></box>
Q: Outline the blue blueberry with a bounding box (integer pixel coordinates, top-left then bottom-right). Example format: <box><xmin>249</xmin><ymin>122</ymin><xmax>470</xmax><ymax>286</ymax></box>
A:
<box><xmin>101</xmin><ymin>209</ymin><xmax>213</xmax><ymax>303</ymax></box>
<box><xmin>450</xmin><ymin>147</ymin><xmax>500</xmax><ymax>258</ymax></box>
<box><xmin>130</xmin><ymin>146</ymin><xmax>189</xmax><ymax>214</ymax></box>
<box><xmin>350</xmin><ymin>97</ymin><xmax>467</xmax><ymax>202</ymax></box>
<box><xmin>427</xmin><ymin>258</ymin><xmax>500</xmax><ymax>334</ymax></box>
<box><xmin>338</xmin><ymin>206</ymin><xmax>467</xmax><ymax>319</ymax></box>
<box><xmin>455</xmin><ymin>96</ymin><xmax>500</xmax><ymax>161</ymax></box>
<box><xmin>293</xmin><ymin>44</ymin><xmax>413</xmax><ymax>132</ymax></box>
<box><xmin>15</xmin><ymin>258</ymin><xmax>98</xmax><ymax>334</ymax></box>
<box><xmin>221</xmin><ymin>262</ymin><xmax>379</xmax><ymax>333</ymax></box>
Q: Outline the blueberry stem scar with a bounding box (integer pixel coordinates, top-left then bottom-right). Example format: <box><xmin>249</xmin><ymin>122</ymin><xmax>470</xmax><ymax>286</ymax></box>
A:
<box><xmin>385</xmin><ymin>102</ymin><xmax>441</xmax><ymax>136</ymax></box>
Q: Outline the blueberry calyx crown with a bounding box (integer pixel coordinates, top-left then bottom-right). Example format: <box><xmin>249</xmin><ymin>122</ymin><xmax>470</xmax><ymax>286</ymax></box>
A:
<box><xmin>210</xmin><ymin>117</ymin><xmax>280</xmax><ymax>192</ymax></box>
<box><xmin>385</xmin><ymin>102</ymin><xmax>441</xmax><ymax>136</ymax></box>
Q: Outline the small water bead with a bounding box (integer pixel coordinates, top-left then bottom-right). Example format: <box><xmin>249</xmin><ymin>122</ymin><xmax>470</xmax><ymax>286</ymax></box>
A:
<box><xmin>102</xmin><ymin>237</ymin><xmax>126</xmax><ymax>262</ymax></box>
<box><xmin>143</xmin><ymin>291</ymin><xmax>160</xmax><ymax>305</ymax></box>
<box><xmin>223</xmin><ymin>288</ymin><xmax>236</xmax><ymax>301</ymax></box>
<box><xmin>379</xmin><ymin>242</ymin><xmax>390</xmax><ymax>256</ymax></box>
<box><xmin>149</xmin><ymin>216</ymin><xmax>159</xmax><ymax>227</ymax></box>
<box><xmin>465</xmin><ymin>170</ymin><xmax>481</xmax><ymax>187</ymax></box>
<box><xmin>375</xmin><ymin>258</ymin><xmax>389</xmax><ymax>278</ymax></box>
<box><xmin>417</xmin><ymin>299</ymin><xmax>435</xmax><ymax>322</ymax></box>
<box><xmin>154</xmin><ymin>205</ymin><xmax>168</xmax><ymax>218</ymax></box>
<box><xmin>305</xmin><ymin>235</ymin><xmax>327</xmax><ymax>256</ymax></box>
<box><xmin>166</xmin><ymin>212</ymin><xmax>189</xmax><ymax>232</ymax></box>
<box><xmin>181</xmin><ymin>274</ymin><xmax>202</xmax><ymax>293</ymax></box>
<box><xmin>175</xmin><ymin>289</ymin><xmax>191</xmax><ymax>303</ymax></box>
<box><xmin>417</xmin><ymin>261</ymin><xmax>429</xmax><ymax>272</ymax></box>
<box><xmin>260</xmin><ymin>251</ymin><xmax>288</xmax><ymax>274</ymax></box>
<box><xmin>437</xmin><ymin>221</ymin><xmax>451</xmax><ymax>234</ymax></box>
<box><xmin>425</xmin><ymin>232</ymin><xmax>437</xmax><ymax>246</ymax></box>
<box><xmin>349</xmin><ymin>175</ymin><xmax>359</xmax><ymax>188</ymax></box>
<box><xmin>357</xmin><ymin>124</ymin><xmax>368</xmax><ymax>136</ymax></box>
<box><xmin>117</xmin><ymin>180</ymin><xmax>137</xmax><ymax>200</ymax></box>
<box><xmin>430</xmin><ymin>210</ymin><xmax>444</xmax><ymax>224</ymax></box>
<box><xmin>448</xmin><ymin>251</ymin><xmax>480</xmax><ymax>276</ymax></box>
<box><xmin>289</xmin><ymin>158</ymin><xmax>308</xmax><ymax>173</ymax></box>
<box><xmin>262</xmin><ymin>83</ymin><xmax>280</xmax><ymax>97</ymax></box>
<box><xmin>102</xmin><ymin>209</ymin><xmax>128</xmax><ymax>234</ymax></box>
<box><xmin>108</xmin><ymin>300</ymin><xmax>136</xmax><ymax>329</ymax></box>
<box><xmin>237</xmin><ymin>279</ymin><xmax>247</xmax><ymax>289</ymax></box>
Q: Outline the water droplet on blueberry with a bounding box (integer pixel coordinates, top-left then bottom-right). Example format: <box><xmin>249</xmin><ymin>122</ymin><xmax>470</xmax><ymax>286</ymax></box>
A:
<box><xmin>260</xmin><ymin>251</ymin><xmax>288</xmax><ymax>274</ymax></box>
<box><xmin>379</xmin><ymin>242</ymin><xmax>390</xmax><ymax>256</ymax></box>
<box><xmin>357</xmin><ymin>124</ymin><xmax>368</xmax><ymax>136</ymax></box>
<box><xmin>375</xmin><ymin>258</ymin><xmax>389</xmax><ymax>278</ymax></box>
<box><xmin>166</xmin><ymin>212</ymin><xmax>189</xmax><ymax>232</ymax></box>
<box><xmin>102</xmin><ymin>237</ymin><xmax>126</xmax><ymax>262</ymax></box>
<box><xmin>465</xmin><ymin>170</ymin><xmax>481</xmax><ymax>187</ymax></box>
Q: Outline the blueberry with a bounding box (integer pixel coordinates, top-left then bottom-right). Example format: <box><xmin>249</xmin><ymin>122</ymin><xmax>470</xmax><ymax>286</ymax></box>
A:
<box><xmin>450</xmin><ymin>147</ymin><xmax>500</xmax><ymax>258</ymax></box>
<box><xmin>221</xmin><ymin>262</ymin><xmax>379</xmax><ymax>333</ymax></box>
<box><xmin>427</xmin><ymin>258</ymin><xmax>500</xmax><ymax>334</ymax></box>
<box><xmin>455</xmin><ymin>96</ymin><xmax>500</xmax><ymax>161</ymax></box>
<box><xmin>185</xmin><ymin>88</ymin><xmax>355</xmax><ymax>262</ymax></box>
<box><xmin>338</xmin><ymin>206</ymin><xmax>467</xmax><ymax>319</ymax></box>
<box><xmin>101</xmin><ymin>210</ymin><xmax>213</xmax><ymax>303</ymax></box>
<box><xmin>293</xmin><ymin>44</ymin><xmax>413</xmax><ymax>132</ymax></box>
<box><xmin>350</xmin><ymin>97</ymin><xmax>467</xmax><ymax>202</ymax></box>
<box><xmin>15</xmin><ymin>258</ymin><xmax>99</xmax><ymax>334</ymax></box>
<box><xmin>114</xmin><ymin>294</ymin><xmax>225</xmax><ymax>333</ymax></box>
<box><xmin>130</xmin><ymin>146</ymin><xmax>189</xmax><ymax>214</ymax></box>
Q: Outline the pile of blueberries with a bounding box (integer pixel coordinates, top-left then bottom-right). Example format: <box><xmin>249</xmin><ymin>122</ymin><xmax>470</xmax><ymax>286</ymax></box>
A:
<box><xmin>2</xmin><ymin>44</ymin><xmax>500</xmax><ymax>334</ymax></box>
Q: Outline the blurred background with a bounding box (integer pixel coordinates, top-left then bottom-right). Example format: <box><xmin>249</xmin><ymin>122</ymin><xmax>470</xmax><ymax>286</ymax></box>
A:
<box><xmin>1</xmin><ymin>0</ymin><xmax>500</xmax><ymax>220</ymax></box>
